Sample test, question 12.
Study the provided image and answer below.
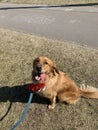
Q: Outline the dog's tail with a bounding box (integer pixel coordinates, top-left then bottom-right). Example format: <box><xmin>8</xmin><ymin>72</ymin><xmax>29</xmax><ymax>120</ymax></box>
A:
<box><xmin>79</xmin><ymin>84</ymin><xmax>98</xmax><ymax>99</ymax></box>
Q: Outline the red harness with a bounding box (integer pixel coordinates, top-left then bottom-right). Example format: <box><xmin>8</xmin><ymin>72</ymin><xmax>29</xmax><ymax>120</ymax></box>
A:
<box><xmin>29</xmin><ymin>83</ymin><xmax>46</xmax><ymax>92</ymax></box>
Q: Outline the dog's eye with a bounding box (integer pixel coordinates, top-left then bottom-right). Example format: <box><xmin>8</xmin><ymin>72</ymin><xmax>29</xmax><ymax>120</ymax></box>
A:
<box><xmin>44</xmin><ymin>61</ymin><xmax>48</xmax><ymax>65</ymax></box>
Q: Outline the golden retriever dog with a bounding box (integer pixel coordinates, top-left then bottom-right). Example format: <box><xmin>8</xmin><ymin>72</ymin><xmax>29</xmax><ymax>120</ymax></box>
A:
<box><xmin>32</xmin><ymin>56</ymin><xmax>98</xmax><ymax>109</ymax></box>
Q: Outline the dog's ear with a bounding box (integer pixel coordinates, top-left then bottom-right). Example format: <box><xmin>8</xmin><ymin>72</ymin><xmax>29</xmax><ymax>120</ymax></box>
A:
<box><xmin>52</xmin><ymin>63</ymin><xmax>59</xmax><ymax>75</ymax></box>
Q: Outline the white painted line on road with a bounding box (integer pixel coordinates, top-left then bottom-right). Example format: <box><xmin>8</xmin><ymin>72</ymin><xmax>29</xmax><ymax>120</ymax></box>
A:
<box><xmin>64</xmin><ymin>8</ymin><xmax>73</xmax><ymax>11</ymax></box>
<box><xmin>27</xmin><ymin>15</ymin><xmax>55</xmax><ymax>25</ymax></box>
<box><xmin>0</xmin><ymin>15</ymin><xmax>5</xmax><ymax>18</ymax></box>
<box><xmin>69</xmin><ymin>19</ymin><xmax>80</xmax><ymax>24</ymax></box>
<box><xmin>88</xmin><ymin>9</ymin><xmax>98</xmax><ymax>13</ymax></box>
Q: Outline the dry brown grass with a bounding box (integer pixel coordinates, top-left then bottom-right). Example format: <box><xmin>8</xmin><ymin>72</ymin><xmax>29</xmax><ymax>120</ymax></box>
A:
<box><xmin>0</xmin><ymin>28</ymin><xmax>98</xmax><ymax>130</ymax></box>
<box><xmin>1</xmin><ymin>0</ymin><xmax>98</xmax><ymax>5</ymax></box>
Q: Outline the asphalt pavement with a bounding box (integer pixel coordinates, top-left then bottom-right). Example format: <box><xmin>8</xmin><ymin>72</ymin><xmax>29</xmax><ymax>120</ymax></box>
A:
<box><xmin>0</xmin><ymin>3</ymin><xmax>98</xmax><ymax>48</ymax></box>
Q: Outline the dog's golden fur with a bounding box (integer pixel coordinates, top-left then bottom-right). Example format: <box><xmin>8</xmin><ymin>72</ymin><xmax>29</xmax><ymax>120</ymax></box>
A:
<box><xmin>32</xmin><ymin>56</ymin><xmax>98</xmax><ymax>109</ymax></box>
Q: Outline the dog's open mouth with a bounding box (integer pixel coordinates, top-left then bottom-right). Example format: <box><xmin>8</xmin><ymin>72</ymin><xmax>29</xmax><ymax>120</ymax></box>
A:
<box><xmin>35</xmin><ymin>73</ymin><xmax>46</xmax><ymax>82</ymax></box>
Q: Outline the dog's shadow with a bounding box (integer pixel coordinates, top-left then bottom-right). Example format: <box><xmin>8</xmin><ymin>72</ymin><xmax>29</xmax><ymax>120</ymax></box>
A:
<box><xmin>0</xmin><ymin>84</ymin><xmax>49</xmax><ymax>103</ymax></box>
<box><xmin>0</xmin><ymin>84</ymin><xmax>49</xmax><ymax>121</ymax></box>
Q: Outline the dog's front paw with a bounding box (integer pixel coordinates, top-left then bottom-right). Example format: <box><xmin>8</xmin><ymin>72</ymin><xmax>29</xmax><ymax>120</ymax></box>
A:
<box><xmin>48</xmin><ymin>104</ymin><xmax>55</xmax><ymax>110</ymax></box>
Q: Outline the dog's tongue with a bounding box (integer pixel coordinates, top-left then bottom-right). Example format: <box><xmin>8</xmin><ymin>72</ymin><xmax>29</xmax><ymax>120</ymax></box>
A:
<box><xmin>35</xmin><ymin>73</ymin><xmax>46</xmax><ymax>82</ymax></box>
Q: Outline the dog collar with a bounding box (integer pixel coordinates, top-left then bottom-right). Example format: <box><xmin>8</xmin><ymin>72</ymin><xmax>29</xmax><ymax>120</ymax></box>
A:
<box><xmin>29</xmin><ymin>83</ymin><xmax>46</xmax><ymax>92</ymax></box>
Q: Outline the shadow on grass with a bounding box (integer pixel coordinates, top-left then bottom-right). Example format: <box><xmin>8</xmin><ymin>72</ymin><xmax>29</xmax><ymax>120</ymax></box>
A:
<box><xmin>0</xmin><ymin>84</ymin><xmax>49</xmax><ymax>121</ymax></box>
<box><xmin>0</xmin><ymin>3</ymin><xmax>98</xmax><ymax>10</ymax></box>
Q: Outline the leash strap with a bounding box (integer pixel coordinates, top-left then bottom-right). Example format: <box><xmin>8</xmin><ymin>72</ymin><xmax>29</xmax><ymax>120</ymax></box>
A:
<box><xmin>11</xmin><ymin>92</ymin><xmax>33</xmax><ymax>130</ymax></box>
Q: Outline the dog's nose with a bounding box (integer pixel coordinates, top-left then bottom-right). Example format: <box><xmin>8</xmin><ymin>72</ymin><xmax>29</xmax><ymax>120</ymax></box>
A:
<box><xmin>36</xmin><ymin>66</ymin><xmax>42</xmax><ymax>72</ymax></box>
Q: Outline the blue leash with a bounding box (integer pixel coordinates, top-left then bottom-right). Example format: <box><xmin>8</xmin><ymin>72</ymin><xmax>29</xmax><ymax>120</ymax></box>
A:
<box><xmin>11</xmin><ymin>92</ymin><xmax>34</xmax><ymax>130</ymax></box>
